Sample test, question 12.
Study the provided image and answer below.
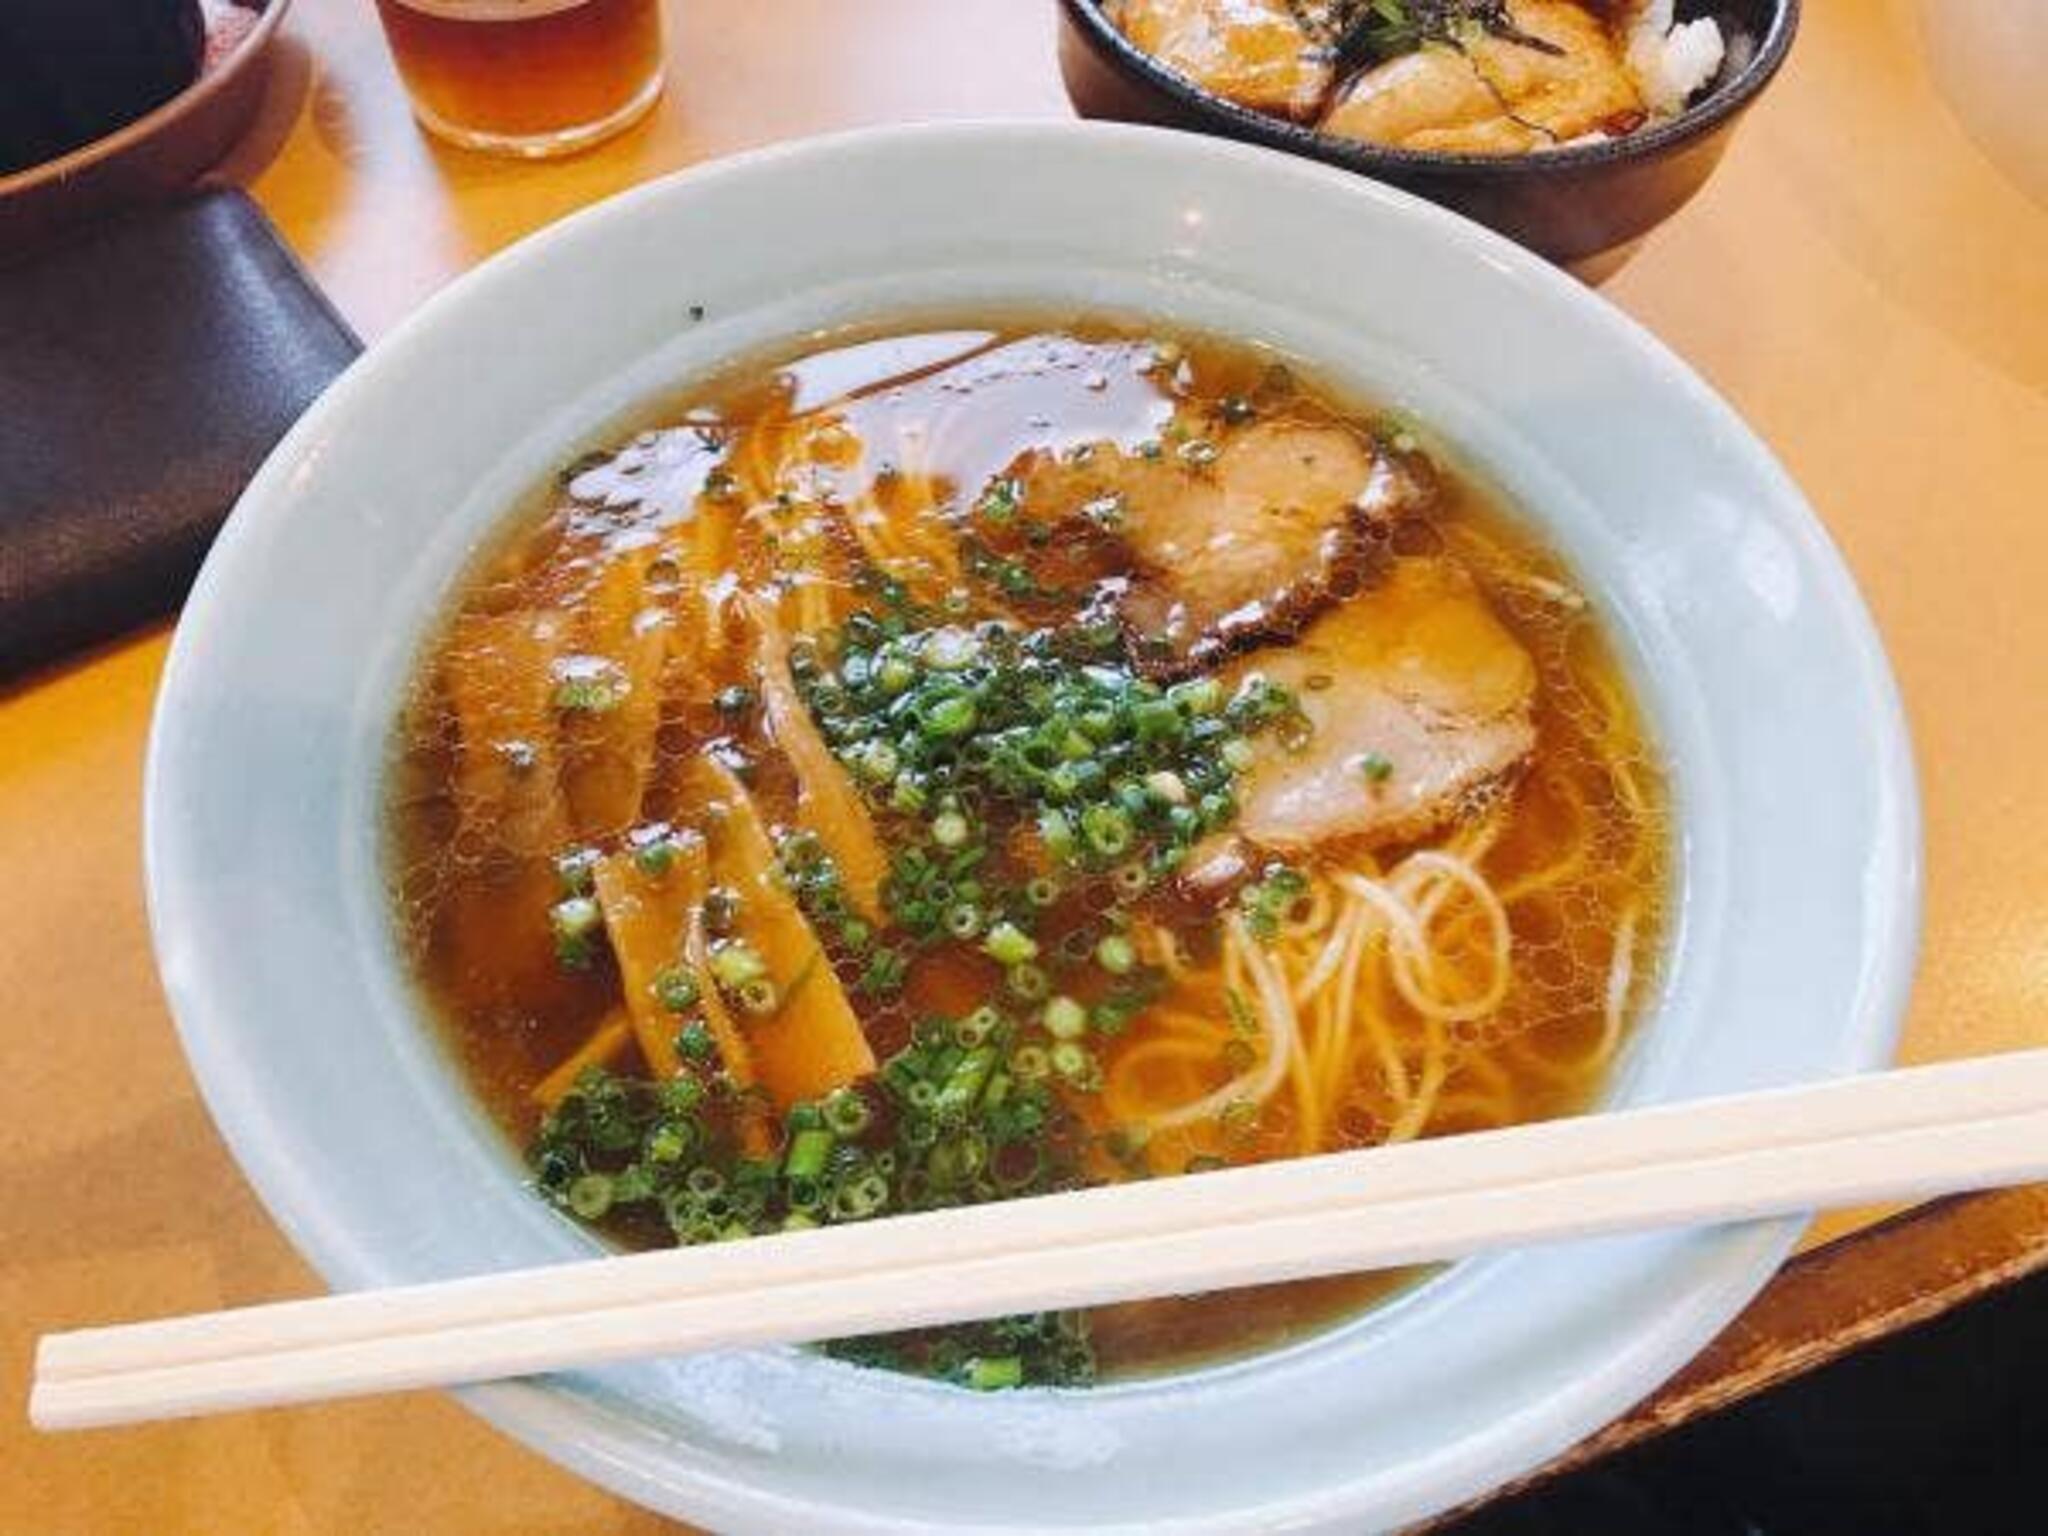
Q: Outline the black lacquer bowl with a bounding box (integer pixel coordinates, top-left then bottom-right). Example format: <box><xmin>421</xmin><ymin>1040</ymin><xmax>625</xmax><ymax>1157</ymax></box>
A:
<box><xmin>1056</xmin><ymin>0</ymin><xmax>1798</xmax><ymax>270</ymax></box>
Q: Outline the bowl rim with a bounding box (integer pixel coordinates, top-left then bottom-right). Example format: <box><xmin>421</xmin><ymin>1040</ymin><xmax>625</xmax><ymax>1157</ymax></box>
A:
<box><xmin>1057</xmin><ymin>0</ymin><xmax>1802</xmax><ymax>179</ymax></box>
<box><xmin>143</xmin><ymin>119</ymin><xmax>1919</xmax><ymax>1533</ymax></box>
<box><xmin>0</xmin><ymin>0</ymin><xmax>293</xmax><ymax>200</ymax></box>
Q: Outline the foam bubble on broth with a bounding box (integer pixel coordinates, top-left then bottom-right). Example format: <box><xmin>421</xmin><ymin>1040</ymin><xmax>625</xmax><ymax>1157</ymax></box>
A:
<box><xmin>385</xmin><ymin>317</ymin><xmax>1670</xmax><ymax>1383</ymax></box>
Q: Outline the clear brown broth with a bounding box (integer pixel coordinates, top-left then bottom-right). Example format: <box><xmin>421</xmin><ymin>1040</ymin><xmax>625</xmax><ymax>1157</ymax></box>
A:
<box><xmin>387</xmin><ymin>316</ymin><xmax>1669</xmax><ymax>1379</ymax></box>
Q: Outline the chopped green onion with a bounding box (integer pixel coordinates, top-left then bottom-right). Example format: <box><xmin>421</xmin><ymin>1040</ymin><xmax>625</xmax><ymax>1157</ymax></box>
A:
<box><xmin>1095</xmin><ymin>933</ymin><xmax>1137</xmax><ymax>975</ymax></box>
<box><xmin>1006</xmin><ymin>962</ymin><xmax>1050</xmax><ymax>1002</ymax></box>
<box><xmin>551</xmin><ymin>657</ymin><xmax>628</xmax><ymax>714</ymax></box>
<box><xmin>976</xmin><ymin>478</ymin><xmax>1021</xmax><ymax>524</ymax></box>
<box><xmin>1050</xmin><ymin>1041</ymin><xmax>1097</xmax><ymax>1087</ymax></box>
<box><xmin>701</xmin><ymin>886</ymin><xmax>741</xmax><ymax>935</ymax></box>
<box><xmin>686</xmin><ymin>1165</ymin><xmax>726</xmax><ymax>1199</ymax></box>
<box><xmin>1357</xmin><ymin>751</ymin><xmax>1395</xmax><ymax>784</ymax></box>
<box><xmin>955</xmin><ymin>1005</ymin><xmax>1002</xmax><ymax>1048</ymax></box>
<box><xmin>822</xmin><ymin>1087</ymin><xmax>873</xmax><ymax>1137</ymax></box>
<box><xmin>1131</xmin><ymin>698</ymin><xmax>1184</xmax><ymax>745</ymax></box>
<box><xmin>566</xmin><ymin>1173</ymin><xmax>614</xmax><ymax>1220</ymax></box>
<box><xmin>1144</xmin><ymin>769</ymin><xmax>1189</xmax><ymax>805</ymax></box>
<box><xmin>983</xmin><ymin>921</ymin><xmax>1039</xmax><ymax>966</ymax></box>
<box><xmin>1043</xmin><ymin>995</ymin><xmax>1088</xmax><ymax>1041</ymax></box>
<box><xmin>855</xmin><ymin>740</ymin><xmax>901</xmax><ymax>783</ymax></box>
<box><xmin>921</xmin><ymin>692</ymin><xmax>977</xmax><ymax>738</ymax></box>
<box><xmin>859</xmin><ymin>946</ymin><xmax>909</xmax><ymax>996</ymax></box>
<box><xmin>1080</xmin><ymin>804</ymin><xmax>1133</xmax><ymax>858</ymax></box>
<box><xmin>554</xmin><ymin>848</ymin><xmax>599</xmax><ymax>897</ymax></box>
<box><xmin>931</xmin><ymin>809</ymin><xmax>971</xmax><ymax>849</ymax></box>
<box><xmin>935</xmin><ymin>1045</ymin><xmax>999</xmax><ymax>1115</ymax></box>
<box><xmin>1039</xmin><ymin>809</ymin><xmax>1078</xmax><ymax>863</ymax></box>
<box><xmin>787</xmin><ymin>1101</ymin><xmax>825</xmax><ymax>1133</ymax></box>
<box><xmin>784</xmin><ymin>1126</ymin><xmax>834</xmax><ymax>1181</ymax></box>
<box><xmin>676</xmin><ymin>1021</ymin><xmax>715</xmax><ymax>1064</ymax></box>
<box><xmin>549</xmin><ymin>896</ymin><xmax>602</xmax><ymax>970</ymax></box>
<box><xmin>964</xmin><ymin>1354</ymin><xmax>1024</xmax><ymax>1390</ymax></box>
<box><xmin>831</xmin><ymin>1170</ymin><xmax>891</xmax><ymax>1220</ymax></box>
<box><xmin>661</xmin><ymin>1076</ymin><xmax>706</xmax><ymax>1114</ymax></box>
<box><xmin>1240</xmin><ymin>863</ymin><xmax>1309</xmax><ymax>940</ymax></box>
<box><xmin>876</xmin><ymin>654</ymin><xmax>916</xmax><ymax>694</ymax></box>
<box><xmin>1112</xmin><ymin>860</ymin><xmax>1151</xmax><ymax>898</ymax></box>
<box><xmin>926</xmin><ymin>1130</ymin><xmax>989</xmax><ymax>1186</ymax></box>
<box><xmin>736</xmin><ymin>977</ymin><xmax>780</xmax><ymax>1016</ymax></box>
<box><xmin>646</xmin><ymin>1124</ymin><xmax>691</xmax><ymax>1164</ymax></box>
<box><xmin>710</xmin><ymin>941</ymin><xmax>768</xmax><ymax>991</ymax></box>
<box><xmin>653</xmin><ymin>965</ymin><xmax>701</xmax><ymax>1013</ymax></box>
<box><xmin>633</xmin><ymin>838</ymin><xmax>677</xmax><ymax>878</ymax></box>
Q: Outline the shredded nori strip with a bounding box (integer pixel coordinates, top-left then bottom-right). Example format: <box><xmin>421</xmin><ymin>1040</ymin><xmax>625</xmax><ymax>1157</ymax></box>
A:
<box><xmin>1333</xmin><ymin>0</ymin><xmax>1566</xmax><ymax>70</ymax></box>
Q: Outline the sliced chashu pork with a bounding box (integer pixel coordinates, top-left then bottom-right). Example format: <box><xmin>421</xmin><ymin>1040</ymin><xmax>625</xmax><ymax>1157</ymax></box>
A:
<box><xmin>1323</xmin><ymin>0</ymin><xmax>1645</xmax><ymax>154</ymax></box>
<box><xmin>1016</xmin><ymin>419</ymin><xmax>1424</xmax><ymax>677</ymax></box>
<box><xmin>1219</xmin><ymin>557</ymin><xmax>1537</xmax><ymax>855</ymax></box>
<box><xmin>1108</xmin><ymin>0</ymin><xmax>1338</xmax><ymax>121</ymax></box>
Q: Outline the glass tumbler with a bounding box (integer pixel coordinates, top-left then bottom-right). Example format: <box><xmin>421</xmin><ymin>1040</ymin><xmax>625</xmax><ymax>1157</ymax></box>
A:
<box><xmin>372</xmin><ymin>0</ymin><xmax>665</xmax><ymax>159</ymax></box>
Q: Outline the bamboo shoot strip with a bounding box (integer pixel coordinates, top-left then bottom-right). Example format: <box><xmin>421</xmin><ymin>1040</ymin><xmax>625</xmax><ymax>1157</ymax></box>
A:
<box><xmin>530</xmin><ymin>1011</ymin><xmax>636</xmax><ymax>1111</ymax></box>
<box><xmin>689</xmin><ymin>755</ymin><xmax>877</xmax><ymax>1107</ymax></box>
<box><xmin>590</xmin><ymin>844</ymin><xmax>704</xmax><ymax>1083</ymax></box>
<box><xmin>743</xmin><ymin>590</ymin><xmax>889</xmax><ymax>922</ymax></box>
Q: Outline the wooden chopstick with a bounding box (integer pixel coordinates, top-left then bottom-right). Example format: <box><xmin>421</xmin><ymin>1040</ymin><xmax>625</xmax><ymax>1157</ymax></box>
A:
<box><xmin>31</xmin><ymin>1049</ymin><xmax>2048</xmax><ymax>1431</ymax></box>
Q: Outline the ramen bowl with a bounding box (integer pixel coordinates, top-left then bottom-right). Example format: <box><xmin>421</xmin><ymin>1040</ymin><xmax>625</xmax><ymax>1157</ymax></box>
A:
<box><xmin>147</xmin><ymin>122</ymin><xmax>1916</xmax><ymax>1533</ymax></box>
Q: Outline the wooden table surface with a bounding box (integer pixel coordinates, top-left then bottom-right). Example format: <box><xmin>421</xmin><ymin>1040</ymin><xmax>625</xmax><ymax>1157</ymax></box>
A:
<box><xmin>6</xmin><ymin>1</ymin><xmax>2046</xmax><ymax>1530</ymax></box>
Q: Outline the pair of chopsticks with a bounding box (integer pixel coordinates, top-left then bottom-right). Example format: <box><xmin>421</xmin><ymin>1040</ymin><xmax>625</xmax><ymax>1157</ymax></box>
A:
<box><xmin>31</xmin><ymin>1048</ymin><xmax>2048</xmax><ymax>1431</ymax></box>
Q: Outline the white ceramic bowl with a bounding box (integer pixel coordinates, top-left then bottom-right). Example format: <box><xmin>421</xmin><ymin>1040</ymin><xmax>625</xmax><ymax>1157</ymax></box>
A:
<box><xmin>147</xmin><ymin>123</ymin><xmax>1918</xmax><ymax>1533</ymax></box>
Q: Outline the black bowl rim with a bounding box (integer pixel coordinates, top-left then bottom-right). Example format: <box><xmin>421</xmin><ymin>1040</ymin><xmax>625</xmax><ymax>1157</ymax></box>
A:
<box><xmin>1058</xmin><ymin>0</ymin><xmax>1801</xmax><ymax>179</ymax></box>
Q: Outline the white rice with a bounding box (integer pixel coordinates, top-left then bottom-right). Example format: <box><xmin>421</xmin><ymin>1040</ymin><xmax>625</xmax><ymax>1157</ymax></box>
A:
<box><xmin>1625</xmin><ymin>0</ymin><xmax>1727</xmax><ymax>118</ymax></box>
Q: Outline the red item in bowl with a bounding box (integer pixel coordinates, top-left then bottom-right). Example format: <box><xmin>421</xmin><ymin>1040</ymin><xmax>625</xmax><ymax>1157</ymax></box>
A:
<box><xmin>201</xmin><ymin>0</ymin><xmax>265</xmax><ymax>71</ymax></box>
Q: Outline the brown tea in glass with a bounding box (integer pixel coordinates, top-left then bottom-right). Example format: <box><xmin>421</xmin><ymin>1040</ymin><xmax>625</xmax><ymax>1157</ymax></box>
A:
<box><xmin>373</xmin><ymin>0</ymin><xmax>665</xmax><ymax>158</ymax></box>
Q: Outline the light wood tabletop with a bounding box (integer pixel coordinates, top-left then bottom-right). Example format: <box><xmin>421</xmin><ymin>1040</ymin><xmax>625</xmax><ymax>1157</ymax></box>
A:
<box><xmin>5</xmin><ymin>1</ymin><xmax>2045</xmax><ymax>1530</ymax></box>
